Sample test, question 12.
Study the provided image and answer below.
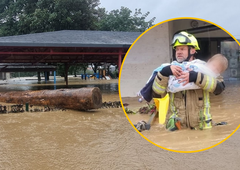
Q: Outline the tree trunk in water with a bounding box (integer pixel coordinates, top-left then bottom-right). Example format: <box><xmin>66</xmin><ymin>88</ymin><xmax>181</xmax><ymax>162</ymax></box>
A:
<box><xmin>0</xmin><ymin>88</ymin><xmax>102</xmax><ymax>110</ymax></box>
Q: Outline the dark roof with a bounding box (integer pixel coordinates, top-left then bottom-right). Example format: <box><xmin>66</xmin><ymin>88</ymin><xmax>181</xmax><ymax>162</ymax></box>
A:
<box><xmin>0</xmin><ymin>63</ymin><xmax>56</xmax><ymax>66</ymax></box>
<box><xmin>0</xmin><ymin>63</ymin><xmax>56</xmax><ymax>72</ymax></box>
<box><xmin>0</xmin><ymin>30</ymin><xmax>142</xmax><ymax>48</ymax></box>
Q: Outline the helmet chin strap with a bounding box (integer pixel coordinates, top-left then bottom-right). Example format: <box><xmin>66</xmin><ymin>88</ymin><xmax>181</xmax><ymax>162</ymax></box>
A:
<box><xmin>182</xmin><ymin>47</ymin><xmax>194</xmax><ymax>62</ymax></box>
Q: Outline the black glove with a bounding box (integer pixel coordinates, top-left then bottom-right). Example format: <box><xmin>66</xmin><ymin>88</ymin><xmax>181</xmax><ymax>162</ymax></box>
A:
<box><xmin>160</xmin><ymin>65</ymin><xmax>173</xmax><ymax>77</ymax></box>
<box><xmin>214</xmin><ymin>81</ymin><xmax>225</xmax><ymax>95</ymax></box>
<box><xmin>189</xmin><ymin>71</ymin><xmax>198</xmax><ymax>83</ymax></box>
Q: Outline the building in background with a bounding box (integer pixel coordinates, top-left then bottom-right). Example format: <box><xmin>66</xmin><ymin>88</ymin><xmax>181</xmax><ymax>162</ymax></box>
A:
<box><xmin>221</xmin><ymin>41</ymin><xmax>240</xmax><ymax>80</ymax></box>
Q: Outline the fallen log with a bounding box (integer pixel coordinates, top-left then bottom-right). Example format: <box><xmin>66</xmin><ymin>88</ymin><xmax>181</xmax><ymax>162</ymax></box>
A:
<box><xmin>0</xmin><ymin>87</ymin><xmax>102</xmax><ymax>111</ymax></box>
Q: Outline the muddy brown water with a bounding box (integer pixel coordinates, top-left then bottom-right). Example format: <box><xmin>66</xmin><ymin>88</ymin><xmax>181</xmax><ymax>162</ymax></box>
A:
<box><xmin>0</xmin><ymin>78</ymin><xmax>119</xmax><ymax>93</ymax></box>
<box><xmin>123</xmin><ymin>81</ymin><xmax>240</xmax><ymax>151</ymax></box>
<box><xmin>0</xmin><ymin>79</ymin><xmax>240</xmax><ymax>169</ymax></box>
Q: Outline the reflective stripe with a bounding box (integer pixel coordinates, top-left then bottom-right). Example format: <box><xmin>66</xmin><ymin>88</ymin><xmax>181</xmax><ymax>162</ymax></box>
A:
<box><xmin>152</xmin><ymin>81</ymin><xmax>166</xmax><ymax>94</ymax></box>
<box><xmin>203</xmin><ymin>90</ymin><xmax>211</xmax><ymax>121</ymax></box>
<box><xmin>204</xmin><ymin>76</ymin><xmax>214</xmax><ymax>91</ymax></box>
<box><xmin>210</xmin><ymin>77</ymin><xmax>215</xmax><ymax>91</ymax></box>
<box><xmin>203</xmin><ymin>76</ymin><xmax>209</xmax><ymax>90</ymax></box>
<box><xmin>169</xmin><ymin>93</ymin><xmax>178</xmax><ymax>117</ymax></box>
<box><xmin>206</xmin><ymin>76</ymin><xmax>213</xmax><ymax>91</ymax></box>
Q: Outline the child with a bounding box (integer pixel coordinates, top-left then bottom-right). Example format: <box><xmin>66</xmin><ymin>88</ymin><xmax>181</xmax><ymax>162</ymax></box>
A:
<box><xmin>167</xmin><ymin>54</ymin><xmax>228</xmax><ymax>93</ymax></box>
<box><xmin>138</xmin><ymin>54</ymin><xmax>228</xmax><ymax>102</ymax></box>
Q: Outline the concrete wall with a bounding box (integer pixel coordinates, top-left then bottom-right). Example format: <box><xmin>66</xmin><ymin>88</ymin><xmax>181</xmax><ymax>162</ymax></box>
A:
<box><xmin>120</xmin><ymin>23</ymin><xmax>171</xmax><ymax>97</ymax></box>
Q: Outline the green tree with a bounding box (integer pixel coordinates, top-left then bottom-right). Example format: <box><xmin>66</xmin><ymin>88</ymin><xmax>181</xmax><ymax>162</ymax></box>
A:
<box><xmin>0</xmin><ymin>1</ymin><xmax>155</xmax><ymax>36</ymax></box>
<box><xmin>56</xmin><ymin>63</ymin><xmax>65</xmax><ymax>77</ymax></box>
<box><xmin>68</xmin><ymin>63</ymin><xmax>88</xmax><ymax>77</ymax></box>
<box><xmin>57</xmin><ymin>63</ymin><xmax>89</xmax><ymax>77</ymax></box>
<box><xmin>97</xmin><ymin>7</ymin><xmax>155</xmax><ymax>32</ymax></box>
<box><xmin>0</xmin><ymin>0</ymin><xmax>100</xmax><ymax>36</ymax></box>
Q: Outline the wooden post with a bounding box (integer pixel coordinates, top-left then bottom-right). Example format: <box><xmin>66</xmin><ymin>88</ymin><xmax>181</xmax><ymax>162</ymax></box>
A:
<box><xmin>47</xmin><ymin>72</ymin><xmax>50</xmax><ymax>81</ymax></box>
<box><xmin>65</xmin><ymin>63</ymin><xmax>69</xmax><ymax>87</ymax></box>
<box><xmin>44</xmin><ymin>72</ymin><xmax>47</xmax><ymax>83</ymax></box>
<box><xmin>118</xmin><ymin>49</ymin><xmax>122</xmax><ymax>69</ymax></box>
<box><xmin>37</xmin><ymin>72</ymin><xmax>41</xmax><ymax>82</ymax></box>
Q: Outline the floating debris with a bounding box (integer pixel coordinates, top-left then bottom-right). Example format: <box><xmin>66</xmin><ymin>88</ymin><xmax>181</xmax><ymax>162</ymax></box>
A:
<box><xmin>124</xmin><ymin>102</ymin><xmax>156</xmax><ymax>115</ymax></box>
<box><xmin>101</xmin><ymin>101</ymin><xmax>122</xmax><ymax>108</ymax></box>
<box><xmin>0</xmin><ymin>104</ymin><xmax>67</xmax><ymax>114</ymax></box>
<box><xmin>138</xmin><ymin>106</ymin><xmax>149</xmax><ymax>114</ymax></box>
<box><xmin>10</xmin><ymin>104</ymin><xmax>24</xmax><ymax>113</ymax></box>
<box><xmin>125</xmin><ymin>108</ymin><xmax>136</xmax><ymax>114</ymax></box>
<box><xmin>0</xmin><ymin>105</ymin><xmax>7</xmax><ymax>114</ymax></box>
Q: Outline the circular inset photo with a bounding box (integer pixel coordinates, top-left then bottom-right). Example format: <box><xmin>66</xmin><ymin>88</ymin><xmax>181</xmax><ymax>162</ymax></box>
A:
<box><xmin>119</xmin><ymin>17</ymin><xmax>240</xmax><ymax>152</ymax></box>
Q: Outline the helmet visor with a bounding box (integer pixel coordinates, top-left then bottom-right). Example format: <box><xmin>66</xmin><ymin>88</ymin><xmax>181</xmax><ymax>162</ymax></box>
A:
<box><xmin>171</xmin><ymin>34</ymin><xmax>191</xmax><ymax>46</ymax></box>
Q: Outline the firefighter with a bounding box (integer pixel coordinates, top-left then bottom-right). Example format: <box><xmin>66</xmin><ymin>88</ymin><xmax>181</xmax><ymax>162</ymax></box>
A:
<box><xmin>152</xmin><ymin>31</ymin><xmax>225</xmax><ymax>130</ymax></box>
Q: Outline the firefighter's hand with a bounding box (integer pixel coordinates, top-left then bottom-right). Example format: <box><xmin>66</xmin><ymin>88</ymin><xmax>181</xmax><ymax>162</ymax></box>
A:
<box><xmin>177</xmin><ymin>72</ymin><xmax>189</xmax><ymax>86</ymax></box>
<box><xmin>170</xmin><ymin>65</ymin><xmax>182</xmax><ymax>77</ymax></box>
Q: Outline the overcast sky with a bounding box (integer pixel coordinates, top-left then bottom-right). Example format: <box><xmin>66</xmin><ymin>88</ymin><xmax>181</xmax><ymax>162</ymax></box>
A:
<box><xmin>99</xmin><ymin>0</ymin><xmax>240</xmax><ymax>39</ymax></box>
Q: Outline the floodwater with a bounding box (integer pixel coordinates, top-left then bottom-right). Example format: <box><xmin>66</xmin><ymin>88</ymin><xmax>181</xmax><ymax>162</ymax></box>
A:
<box><xmin>123</xmin><ymin>81</ymin><xmax>240</xmax><ymax>151</ymax></box>
<box><xmin>0</xmin><ymin>77</ymin><xmax>119</xmax><ymax>93</ymax></box>
<box><xmin>0</xmin><ymin>78</ymin><xmax>128</xmax><ymax>169</ymax></box>
<box><xmin>0</xmin><ymin>102</ymin><xmax>132</xmax><ymax>169</ymax></box>
<box><xmin>1</xmin><ymin>78</ymin><xmax>240</xmax><ymax>169</ymax></box>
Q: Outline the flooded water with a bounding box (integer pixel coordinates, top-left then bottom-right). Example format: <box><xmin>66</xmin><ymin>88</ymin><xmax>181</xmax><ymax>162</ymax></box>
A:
<box><xmin>1</xmin><ymin>79</ymin><xmax>240</xmax><ymax>169</ymax></box>
<box><xmin>123</xmin><ymin>81</ymin><xmax>240</xmax><ymax>151</ymax></box>
<box><xmin>0</xmin><ymin>78</ymin><xmax>118</xmax><ymax>93</ymax></box>
<box><xmin>0</xmin><ymin>78</ymin><xmax>127</xmax><ymax>169</ymax></box>
<box><xmin>0</xmin><ymin>101</ymin><xmax>134</xmax><ymax>169</ymax></box>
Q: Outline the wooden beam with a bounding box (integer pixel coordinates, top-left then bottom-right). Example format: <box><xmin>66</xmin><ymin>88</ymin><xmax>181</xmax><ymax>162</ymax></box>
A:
<box><xmin>118</xmin><ymin>49</ymin><xmax>123</xmax><ymax>69</ymax></box>
<box><xmin>0</xmin><ymin>51</ymin><xmax>125</xmax><ymax>55</ymax></box>
<box><xmin>65</xmin><ymin>63</ymin><xmax>69</xmax><ymax>87</ymax></box>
